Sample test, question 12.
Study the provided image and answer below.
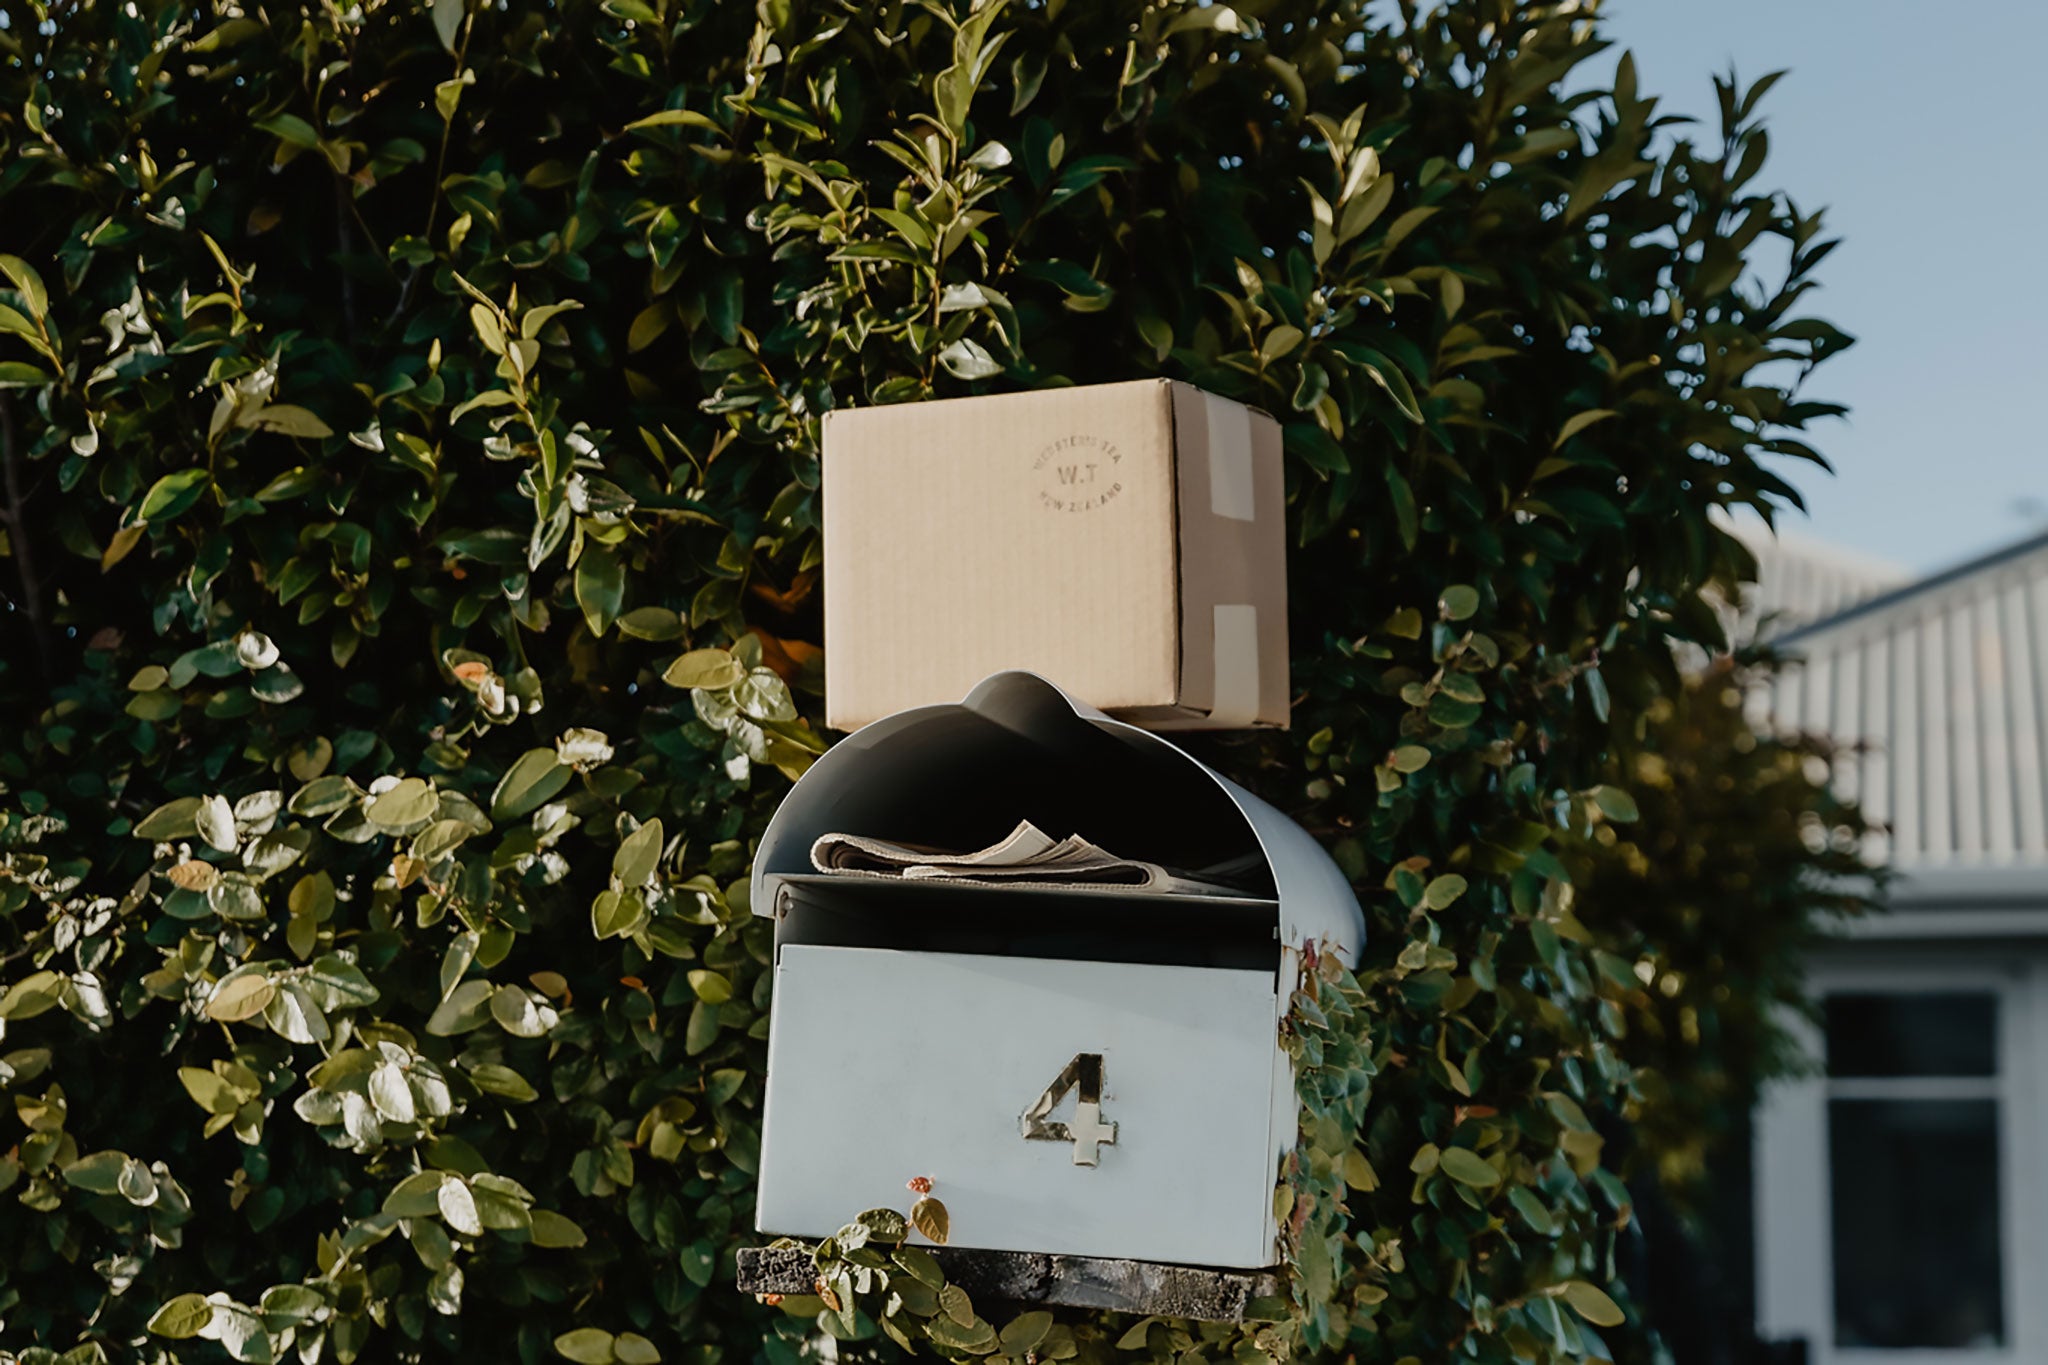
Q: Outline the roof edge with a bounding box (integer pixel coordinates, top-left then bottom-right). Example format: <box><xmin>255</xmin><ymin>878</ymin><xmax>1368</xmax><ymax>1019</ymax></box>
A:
<box><xmin>1777</xmin><ymin>526</ymin><xmax>2048</xmax><ymax>646</ymax></box>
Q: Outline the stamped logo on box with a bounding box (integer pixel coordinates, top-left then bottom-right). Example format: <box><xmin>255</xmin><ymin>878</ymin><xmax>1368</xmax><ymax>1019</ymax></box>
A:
<box><xmin>1033</xmin><ymin>433</ymin><xmax>1125</xmax><ymax>514</ymax></box>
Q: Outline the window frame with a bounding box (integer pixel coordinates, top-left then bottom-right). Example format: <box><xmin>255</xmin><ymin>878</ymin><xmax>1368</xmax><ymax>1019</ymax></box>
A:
<box><xmin>1755</xmin><ymin>959</ymin><xmax>2043</xmax><ymax>1364</ymax></box>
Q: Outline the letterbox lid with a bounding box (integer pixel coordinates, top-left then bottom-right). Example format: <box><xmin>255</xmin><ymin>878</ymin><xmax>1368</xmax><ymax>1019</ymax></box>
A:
<box><xmin>751</xmin><ymin>671</ymin><xmax>1364</xmax><ymax>965</ymax></box>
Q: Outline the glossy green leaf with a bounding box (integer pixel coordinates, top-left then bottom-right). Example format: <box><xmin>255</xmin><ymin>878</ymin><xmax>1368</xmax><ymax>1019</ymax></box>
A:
<box><xmin>139</xmin><ymin>468</ymin><xmax>212</xmax><ymax>523</ymax></box>
<box><xmin>147</xmin><ymin>1293</ymin><xmax>217</xmax><ymax>1340</ymax></box>
<box><xmin>555</xmin><ymin>1328</ymin><xmax>617</xmax><ymax>1363</ymax></box>
<box><xmin>491</xmin><ymin>750</ymin><xmax>571</xmax><ymax>822</ymax></box>
<box><xmin>367</xmin><ymin>777</ymin><xmax>438</xmax><ymax>828</ymax></box>
<box><xmin>614</xmin><ymin>818</ymin><xmax>664</xmax><ymax>887</ymax></box>
<box><xmin>1561</xmin><ymin>1279</ymin><xmax>1626</xmax><ymax>1326</ymax></box>
<box><xmin>1438</xmin><ymin>1146</ymin><xmax>1501</xmax><ymax>1188</ymax></box>
<box><xmin>662</xmin><ymin>650</ymin><xmax>745</xmax><ymax>690</ymax></box>
<box><xmin>1592</xmin><ymin>785</ymin><xmax>1641</xmax><ymax>822</ymax></box>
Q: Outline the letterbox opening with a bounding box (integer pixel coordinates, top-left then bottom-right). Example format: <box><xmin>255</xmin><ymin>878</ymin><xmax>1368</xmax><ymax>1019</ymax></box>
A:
<box><xmin>778</xmin><ymin>706</ymin><xmax>1273</xmax><ymax>897</ymax></box>
<box><xmin>771</xmin><ymin>874</ymin><xmax>1283</xmax><ymax>972</ymax></box>
<box><xmin>753</xmin><ymin>671</ymin><xmax>1365</xmax><ymax>970</ymax></box>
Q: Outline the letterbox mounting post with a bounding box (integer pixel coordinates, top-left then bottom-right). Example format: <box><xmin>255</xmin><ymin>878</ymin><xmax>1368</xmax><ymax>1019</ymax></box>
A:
<box><xmin>735</xmin><ymin>1246</ymin><xmax>1284</xmax><ymax>1325</ymax></box>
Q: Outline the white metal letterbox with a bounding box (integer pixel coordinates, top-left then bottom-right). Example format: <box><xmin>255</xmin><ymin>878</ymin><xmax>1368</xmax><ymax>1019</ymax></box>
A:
<box><xmin>751</xmin><ymin>671</ymin><xmax>1364</xmax><ymax>1271</ymax></box>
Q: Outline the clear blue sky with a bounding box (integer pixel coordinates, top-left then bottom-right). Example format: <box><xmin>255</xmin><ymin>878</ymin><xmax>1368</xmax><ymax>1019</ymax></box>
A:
<box><xmin>1599</xmin><ymin>0</ymin><xmax>2047</xmax><ymax>573</ymax></box>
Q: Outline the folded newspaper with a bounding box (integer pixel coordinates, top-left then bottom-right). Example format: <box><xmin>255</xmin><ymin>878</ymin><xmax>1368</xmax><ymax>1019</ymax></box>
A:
<box><xmin>809</xmin><ymin>820</ymin><xmax>1250</xmax><ymax>897</ymax></box>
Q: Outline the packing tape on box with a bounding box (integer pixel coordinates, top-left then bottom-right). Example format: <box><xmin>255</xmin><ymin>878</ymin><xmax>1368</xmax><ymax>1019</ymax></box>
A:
<box><xmin>1211</xmin><ymin>604</ymin><xmax>1261</xmax><ymax>727</ymax></box>
<box><xmin>1204</xmin><ymin>391</ymin><xmax>1256</xmax><ymax>522</ymax></box>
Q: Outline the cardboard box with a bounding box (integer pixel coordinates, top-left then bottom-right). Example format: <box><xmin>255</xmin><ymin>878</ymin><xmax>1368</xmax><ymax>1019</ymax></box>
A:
<box><xmin>822</xmin><ymin>379</ymin><xmax>1289</xmax><ymax>731</ymax></box>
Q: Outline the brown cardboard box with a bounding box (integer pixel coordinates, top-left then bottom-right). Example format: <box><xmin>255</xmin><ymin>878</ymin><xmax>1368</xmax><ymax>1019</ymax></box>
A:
<box><xmin>823</xmin><ymin>378</ymin><xmax>1288</xmax><ymax>731</ymax></box>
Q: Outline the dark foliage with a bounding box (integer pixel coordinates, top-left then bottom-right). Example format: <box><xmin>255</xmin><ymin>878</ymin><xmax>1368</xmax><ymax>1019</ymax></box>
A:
<box><xmin>0</xmin><ymin>1</ymin><xmax>1865</xmax><ymax>1362</ymax></box>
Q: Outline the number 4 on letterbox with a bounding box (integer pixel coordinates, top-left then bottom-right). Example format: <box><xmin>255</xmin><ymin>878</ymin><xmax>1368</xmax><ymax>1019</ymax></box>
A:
<box><xmin>749</xmin><ymin>672</ymin><xmax>1365</xmax><ymax>1272</ymax></box>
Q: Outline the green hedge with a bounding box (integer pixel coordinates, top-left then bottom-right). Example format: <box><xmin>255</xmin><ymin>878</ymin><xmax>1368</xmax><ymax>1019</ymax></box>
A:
<box><xmin>0</xmin><ymin>1</ymin><xmax>1866</xmax><ymax>1362</ymax></box>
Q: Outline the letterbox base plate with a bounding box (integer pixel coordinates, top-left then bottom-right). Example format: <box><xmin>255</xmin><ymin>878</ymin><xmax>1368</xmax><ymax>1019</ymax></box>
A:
<box><xmin>735</xmin><ymin>1245</ymin><xmax>1284</xmax><ymax>1324</ymax></box>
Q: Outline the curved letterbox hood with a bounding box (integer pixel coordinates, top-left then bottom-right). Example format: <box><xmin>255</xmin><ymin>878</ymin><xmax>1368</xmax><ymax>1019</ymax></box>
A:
<box><xmin>751</xmin><ymin>670</ymin><xmax>1364</xmax><ymax>965</ymax></box>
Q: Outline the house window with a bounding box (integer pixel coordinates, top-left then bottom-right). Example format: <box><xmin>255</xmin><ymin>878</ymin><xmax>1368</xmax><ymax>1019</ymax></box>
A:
<box><xmin>1825</xmin><ymin>992</ymin><xmax>2004</xmax><ymax>1350</ymax></box>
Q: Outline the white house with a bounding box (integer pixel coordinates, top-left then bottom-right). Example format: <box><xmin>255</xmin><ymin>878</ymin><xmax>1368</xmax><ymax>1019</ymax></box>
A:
<box><xmin>1749</xmin><ymin>528</ymin><xmax>2048</xmax><ymax>1361</ymax></box>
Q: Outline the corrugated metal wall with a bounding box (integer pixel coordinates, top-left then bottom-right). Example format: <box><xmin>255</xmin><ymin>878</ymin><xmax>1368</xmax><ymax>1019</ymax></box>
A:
<box><xmin>1770</xmin><ymin>533</ymin><xmax>2048</xmax><ymax>870</ymax></box>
